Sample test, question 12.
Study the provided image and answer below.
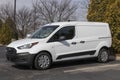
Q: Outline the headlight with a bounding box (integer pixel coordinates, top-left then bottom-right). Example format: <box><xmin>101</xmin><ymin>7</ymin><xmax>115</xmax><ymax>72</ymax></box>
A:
<box><xmin>17</xmin><ymin>42</ymin><xmax>38</xmax><ymax>49</ymax></box>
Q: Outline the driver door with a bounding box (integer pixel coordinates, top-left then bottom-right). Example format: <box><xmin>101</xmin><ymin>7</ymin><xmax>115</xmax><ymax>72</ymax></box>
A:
<box><xmin>48</xmin><ymin>26</ymin><xmax>78</xmax><ymax>59</ymax></box>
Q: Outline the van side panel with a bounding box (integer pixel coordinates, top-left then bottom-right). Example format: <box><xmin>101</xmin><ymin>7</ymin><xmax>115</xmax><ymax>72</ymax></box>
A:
<box><xmin>76</xmin><ymin>24</ymin><xmax>111</xmax><ymax>56</ymax></box>
<box><xmin>76</xmin><ymin>25</ymin><xmax>111</xmax><ymax>38</ymax></box>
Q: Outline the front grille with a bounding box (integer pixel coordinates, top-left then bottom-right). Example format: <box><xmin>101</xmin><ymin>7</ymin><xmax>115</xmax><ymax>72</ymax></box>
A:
<box><xmin>6</xmin><ymin>47</ymin><xmax>16</xmax><ymax>55</ymax></box>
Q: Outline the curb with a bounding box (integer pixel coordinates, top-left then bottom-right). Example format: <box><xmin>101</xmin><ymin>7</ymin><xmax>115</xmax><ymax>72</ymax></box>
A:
<box><xmin>116</xmin><ymin>54</ymin><xmax>120</xmax><ymax>60</ymax></box>
<box><xmin>116</xmin><ymin>56</ymin><xmax>120</xmax><ymax>60</ymax></box>
<box><xmin>0</xmin><ymin>45</ymin><xmax>5</xmax><ymax>47</ymax></box>
<box><xmin>0</xmin><ymin>45</ymin><xmax>6</xmax><ymax>47</ymax></box>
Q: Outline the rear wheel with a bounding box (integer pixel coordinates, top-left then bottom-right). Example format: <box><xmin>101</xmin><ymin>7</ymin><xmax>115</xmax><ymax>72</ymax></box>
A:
<box><xmin>97</xmin><ymin>48</ymin><xmax>109</xmax><ymax>63</ymax></box>
<box><xmin>34</xmin><ymin>52</ymin><xmax>52</xmax><ymax>70</ymax></box>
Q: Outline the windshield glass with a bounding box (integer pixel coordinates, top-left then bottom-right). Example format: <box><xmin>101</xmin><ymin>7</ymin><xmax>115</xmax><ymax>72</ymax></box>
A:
<box><xmin>30</xmin><ymin>25</ymin><xmax>59</xmax><ymax>39</ymax></box>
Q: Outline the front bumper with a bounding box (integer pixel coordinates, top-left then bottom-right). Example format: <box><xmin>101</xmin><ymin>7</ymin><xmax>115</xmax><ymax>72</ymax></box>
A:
<box><xmin>6</xmin><ymin>47</ymin><xmax>35</xmax><ymax>66</ymax></box>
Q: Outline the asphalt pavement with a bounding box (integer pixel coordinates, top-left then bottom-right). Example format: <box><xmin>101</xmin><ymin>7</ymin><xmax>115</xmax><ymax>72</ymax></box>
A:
<box><xmin>0</xmin><ymin>46</ymin><xmax>120</xmax><ymax>80</ymax></box>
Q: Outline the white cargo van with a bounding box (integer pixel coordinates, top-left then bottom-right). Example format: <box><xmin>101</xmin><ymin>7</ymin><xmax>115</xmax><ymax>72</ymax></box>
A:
<box><xmin>6</xmin><ymin>22</ymin><xmax>112</xmax><ymax>70</ymax></box>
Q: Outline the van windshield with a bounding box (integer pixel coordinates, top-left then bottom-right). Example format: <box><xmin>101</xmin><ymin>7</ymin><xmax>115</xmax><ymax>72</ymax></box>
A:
<box><xmin>30</xmin><ymin>25</ymin><xmax>59</xmax><ymax>39</ymax></box>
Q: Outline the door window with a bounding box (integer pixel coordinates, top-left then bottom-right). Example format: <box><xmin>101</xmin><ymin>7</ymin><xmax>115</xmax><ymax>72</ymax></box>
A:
<box><xmin>48</xmin><ymin>26</ymin><xmax>75</xmax><ymax>42</ymax></box>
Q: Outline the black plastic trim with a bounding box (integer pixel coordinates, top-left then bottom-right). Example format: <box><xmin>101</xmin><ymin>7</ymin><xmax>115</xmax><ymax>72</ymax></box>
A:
<box><xmin>56</xmin><ymin>50</ymin><xmax>96</xmax><ymax>59</ymax></box>
<box><xmin>98</xmin><ymin>37</ymin><xmax>111</xmax><ymax>39</ymax></box>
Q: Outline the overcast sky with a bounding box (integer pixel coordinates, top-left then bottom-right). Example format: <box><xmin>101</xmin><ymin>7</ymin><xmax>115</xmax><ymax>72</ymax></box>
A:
<box><xmin>0</xmin><ymin>0</ymin><xmax>33</xmax><ymax>8</ymax></box>
<box><xmin>0</xmin><ymin>0</ymin><xmax>89</xmax><ymax>21</ymax></box>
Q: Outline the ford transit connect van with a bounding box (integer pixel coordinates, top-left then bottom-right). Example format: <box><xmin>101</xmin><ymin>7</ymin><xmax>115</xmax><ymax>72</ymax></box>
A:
<box><xmin>6</xmin><ymin>22</ymin><xmax>112</xmax><ymax>70</ymax></box>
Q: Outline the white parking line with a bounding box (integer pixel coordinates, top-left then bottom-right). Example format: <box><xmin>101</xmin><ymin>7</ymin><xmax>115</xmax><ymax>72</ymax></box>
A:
<box><xmin>64</xmin><ymin>64</ymin><xmax>120</xmax><ymax>73</ymax></box>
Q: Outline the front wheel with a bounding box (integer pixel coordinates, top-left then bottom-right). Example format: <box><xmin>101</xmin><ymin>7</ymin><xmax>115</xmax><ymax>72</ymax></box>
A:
<box><xmin>97</xmin><ymin>48</ymin><xmax>109</xmax><ymax>63</ymax></box>
<box><xmin>34</xmin><ymin>52</ymin><xmax>52</xmax><ymax>70</ymax></box>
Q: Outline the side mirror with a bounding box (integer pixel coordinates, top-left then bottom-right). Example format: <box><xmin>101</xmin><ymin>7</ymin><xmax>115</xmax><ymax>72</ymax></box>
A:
<box><xmin>26</xmin><ymin>34</ymin><xmax>31</xmax><ymax>38</ymax></box>
<box><xmin>59</xmin><ymin>36</ymin><xmax>66</xmax><ymax>41</ymax></box>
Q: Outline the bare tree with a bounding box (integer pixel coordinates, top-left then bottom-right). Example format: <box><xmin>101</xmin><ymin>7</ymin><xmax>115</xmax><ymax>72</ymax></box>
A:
<box><xmin>32</xmin><ymin>0</ymin><xmax>78</xmax><ymax>23</ymax></box>
<box><xmin>16</xmin><ymin>7</ymin><xmax>33</xmax><ymax>38</ymax></box>
<box><xmin>0</xmin><ymin>0</ymin><xmax>78</xmax><ymax>38</ymax></box>
<box><xmin>31</xmin><ymin>6</ymin><xmax>42</xmax><ymax>32</ymax></box>
<box><xmin>0</xmin><ymin>4</ymin><xmax>14</xmax><ymax>21</ymax></box>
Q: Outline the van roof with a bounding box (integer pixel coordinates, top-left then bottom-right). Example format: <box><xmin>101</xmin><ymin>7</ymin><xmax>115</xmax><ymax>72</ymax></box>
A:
<box><xmin>46</xmin><ymin>21</ymin><xmax>108</xmax><ymax>26</ymax></box>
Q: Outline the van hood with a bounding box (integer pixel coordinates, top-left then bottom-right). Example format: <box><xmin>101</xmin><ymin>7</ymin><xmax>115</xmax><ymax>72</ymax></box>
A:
<box><xmin>8</xmin><ymin>38</ymin><xmax>45</xmax><ymax>48</ymax></box>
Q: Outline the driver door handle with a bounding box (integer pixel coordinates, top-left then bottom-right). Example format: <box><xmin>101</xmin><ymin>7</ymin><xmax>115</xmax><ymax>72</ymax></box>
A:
<box><xmin>71</xmin><ymin>42</ymin><xmax>77</xmax><ymax>45</ymax></box>
<box><xmin>80</xmin><ymin>41</ymin><xmax>85</xmax><ymax>43</ymax></box>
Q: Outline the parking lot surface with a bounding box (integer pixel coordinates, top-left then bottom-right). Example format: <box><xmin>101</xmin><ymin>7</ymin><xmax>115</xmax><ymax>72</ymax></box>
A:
<box><xmin>0</xmin><ymin>46</ymin><xmax>120</xmax><ymax>80</ymax></box>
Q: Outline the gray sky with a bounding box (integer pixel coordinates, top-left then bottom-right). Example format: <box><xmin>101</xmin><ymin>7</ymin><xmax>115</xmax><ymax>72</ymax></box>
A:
<box><xmin>0</xmin><ymin>0</ymin><xmax>33</xmax><ymax>8</ymax></box>
<box><xmin>0</xmin><ymin>0</ymin><xmax>89</xmax><ymax>21</ymax></box>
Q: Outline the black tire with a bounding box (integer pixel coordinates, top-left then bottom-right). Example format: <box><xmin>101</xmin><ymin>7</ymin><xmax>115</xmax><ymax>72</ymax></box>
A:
<box><xmin>97</xmin><ymin>48</ymin><xmax>109</xmax><ymax>63</ymax></box>
<box><xmin>34</xmin><ymin>52</ymin><xmax>52</xmax><ymax>70</ymax></box>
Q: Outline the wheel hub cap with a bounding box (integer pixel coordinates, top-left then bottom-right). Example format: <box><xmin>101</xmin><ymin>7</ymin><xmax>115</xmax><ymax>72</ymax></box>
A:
<box><xmin>38</xmin><ymin>55</ymin><xmax>50</xmax><ymax>68</ymax></box>
<box><xmin>101</xmin><ymin>51</ymin><xmax>108</xmax><ymax>62</ymax></box>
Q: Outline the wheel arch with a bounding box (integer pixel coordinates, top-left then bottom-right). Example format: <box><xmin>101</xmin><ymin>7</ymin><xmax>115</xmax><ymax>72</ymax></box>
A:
<box><xmin>32</xmin><ymin>50</ymin><xmax>53</xmax><ymax>66</ymax></box>
<box><xmin>35</xmin><ymin>50</ymin><xmax>53</xmax><ymax>61</ymax></box>
<box><xmin>33</xmin><ymin>50</ymin><xmax>53</xmax><ymax>69</ymax></box>
<box><xmin>95</xmin><ymin>42</ymin><xmax>110</xmax><ymax>56</ymax></box>
<box><xmin>100</xmin><ymin>46</ymin><xmax>109</xmax><ymax>50</ymax></box>
<box><xmin>97</xmin><ymin>46</ymin><xmax>110</xmax><ymax>63</ymax></box>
